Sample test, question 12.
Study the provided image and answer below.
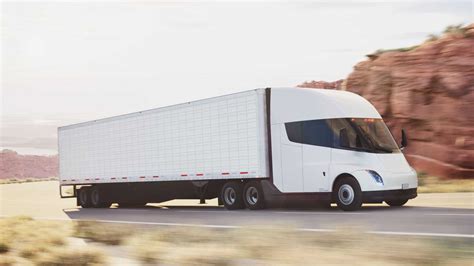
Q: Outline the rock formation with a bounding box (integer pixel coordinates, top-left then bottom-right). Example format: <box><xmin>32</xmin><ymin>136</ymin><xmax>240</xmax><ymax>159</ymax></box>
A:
<box><xmin>0</xmin><ymin>149</ymin><xmax>58</xmax><ymax>179</ymax></box>
<box><xmin>299</xmin><ymin>24</ymin><xmax>474</xmax><ymax>178</ymax></box>
<box><xmin>298</xmin><ymin>79</ymin><xmax>344</xmax><ymax>90</ymax></box>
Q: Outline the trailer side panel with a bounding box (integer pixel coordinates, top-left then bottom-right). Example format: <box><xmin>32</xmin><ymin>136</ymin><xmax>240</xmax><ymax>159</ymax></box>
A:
<box><xmin>59</xmin><ymin>89</ymin><xmax>269</xmax><ymax>185</ymax></box>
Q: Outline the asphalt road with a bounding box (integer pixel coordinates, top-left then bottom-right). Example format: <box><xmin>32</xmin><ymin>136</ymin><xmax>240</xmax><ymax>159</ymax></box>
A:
<box><xmin>1</xmin><ymin>181</ymin><xmax>473</xmax><ymax>238</ymax></box>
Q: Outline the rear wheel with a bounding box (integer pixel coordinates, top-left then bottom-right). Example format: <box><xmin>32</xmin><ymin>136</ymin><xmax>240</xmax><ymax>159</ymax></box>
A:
<box><xmin>334</xmin><ymin>176</ymin><xmax>362</xmax><ymax>211</ymax></box>
<box><xmin>385</xmin><ymin>199</ymin><xmax>408</xmax><ymax>207</ymax></box>
<box><xmin>90</xmin><ymin>186</ymin><xmax>111</xmax><ymax>208</ymax></box>
<box><xmin>243</xmin><ymin>181</ymin><xmax>265</xmax><ymax>210</ymax></box>
<box><xmin>221</xmin><ymin>181</ymin><xmax>244</xmax><ymax>210</ymax></box>
<box><xmin>78</xmin><ymin>187</ymin><xmax>92</xmax><ymax>208</ymax></box>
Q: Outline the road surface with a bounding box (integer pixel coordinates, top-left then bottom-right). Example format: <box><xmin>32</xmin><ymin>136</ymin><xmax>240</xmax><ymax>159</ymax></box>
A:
<box><xmin>1</xmin><ymin>181</ymin><xmax>473</xmax><ymax>238</ymax></box>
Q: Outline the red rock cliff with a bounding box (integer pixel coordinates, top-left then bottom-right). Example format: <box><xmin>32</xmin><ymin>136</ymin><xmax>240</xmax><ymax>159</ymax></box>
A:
<box><xmin>301</xmin><ymin>24</ymin><xmax>474</xmax><ymax>178</ymax></box>
<box><xmin>0</xmin><ymin>149</ymin><xmax>58</xmax><ymax>179</ymax></box>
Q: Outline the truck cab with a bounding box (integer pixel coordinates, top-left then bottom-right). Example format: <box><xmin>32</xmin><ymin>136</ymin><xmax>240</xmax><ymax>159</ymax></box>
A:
<box><xmin>267</xmin><ymin>88</ymin><xmax>418</xmax><ymax>210</ymax></box>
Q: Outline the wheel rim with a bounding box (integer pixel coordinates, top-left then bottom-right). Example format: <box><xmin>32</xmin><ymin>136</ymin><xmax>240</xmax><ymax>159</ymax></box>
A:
<box><xmin>245</xmin><ymin>186</ymin><xmax>259</xmax><ymax>205</ymax></box>
<box><xmin>338</xmin><ymin>184</ymin><xmax>354</xmax><ymax>205</ymax></box>
<box><xmin>224</xmin><ymin>187</ymin><xmax>236</xmax><ymax>205</ymax></box>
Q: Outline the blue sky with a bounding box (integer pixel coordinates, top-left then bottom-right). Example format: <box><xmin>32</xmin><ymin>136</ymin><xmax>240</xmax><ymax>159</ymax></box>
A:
<box><xmin>1</xmin><ymin>1</ymin><xmax>473</xmax><ymax>155</ymax></box>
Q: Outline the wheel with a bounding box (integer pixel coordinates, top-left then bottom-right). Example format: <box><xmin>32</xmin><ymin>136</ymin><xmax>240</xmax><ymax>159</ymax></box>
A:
<box><xmin>334</xmin><ymin>176</ymin><xmax>362</xmax><ymax>211</ymax></box>
<box><xmin>243</xmin><ymin>181</ymin><xmax>265</xmax><ymax>210</ymax></box>
<box><xmin>221</xmin><ymin>181</ymin><xmax>244</xmax><ymax>210</ymax></box>
<box><xmin>78</xmin><ymin>187</ymin><xmax>92</xmax><ymax>208</ymax></box>
<box><xmin>385</xmin><ymin>199</ymin><xmax>408</xmax><ymax>207</ymax></box>
<box><xmin>90</xmin><ymin>186</ymin><xmax>111</xmax><ymax>208</ymax></box>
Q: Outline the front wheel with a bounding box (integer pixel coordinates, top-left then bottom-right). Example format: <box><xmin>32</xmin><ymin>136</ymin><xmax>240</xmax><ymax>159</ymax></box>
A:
<box><xmin>243</xmin><ymin>181</ymin><xmax>265</xmax><ymax>210</ymax></box>
<box><xmin>334</xmin><ymin>176</ymin><xmax>362</xmax><ymax>211</ymax></box>
<box><xmin>385</xmin><ymin>199</ymin><xmax>408</xmax><ymax>207</ymax></box>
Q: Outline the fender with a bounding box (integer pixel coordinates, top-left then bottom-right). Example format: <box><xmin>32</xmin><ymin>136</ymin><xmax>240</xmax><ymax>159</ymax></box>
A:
<box><xmin>349</xmin><ymin>170</ymin><xmax>385</xmax><ymax>192</ymax></box>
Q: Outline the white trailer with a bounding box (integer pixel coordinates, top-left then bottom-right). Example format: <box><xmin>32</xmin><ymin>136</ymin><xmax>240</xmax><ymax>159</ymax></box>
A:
<box><xmin>59</xmin><ymin>88</ymin><xmax>418</xmax><ymax>211</ymax></box>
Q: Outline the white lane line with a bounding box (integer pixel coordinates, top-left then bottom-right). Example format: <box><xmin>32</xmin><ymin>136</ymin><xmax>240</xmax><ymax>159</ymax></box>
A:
<box><xmin>3</xmin><ymin>215</ymin><xmax>472</xmax><ymax>239</ymax></box>
<box><xmin>367</xmin><ymin>231</ymin><xmax>474</xmax><ymax>239</ymax></box>
<box><xmin>175</xmin><ymin>210</ymin><xmax>365</xmax><ymax>215</ymax></box>
<box><xmin>273</xmin><ymin>211</ymin><xmax>366</xmax><ymax>215</ymax></box>
<box><xmin>175</xmin><ymin>210</ymin><xmax>229</xmax><ymax>213</ymax></box>
<box><xmin>425</xmin><ymin>213</ymin><xmax>474</xmax><ymax>216</ymax></box>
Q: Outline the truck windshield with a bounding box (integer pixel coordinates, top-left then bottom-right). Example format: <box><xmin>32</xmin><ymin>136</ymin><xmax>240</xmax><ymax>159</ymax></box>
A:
<box><xmin>334</xmin><ymin>118</ymin><xmax>400</xmax><ymax>153</ymax></box>
<box><xmin>285</xmin><ymin>117</ymin><xmax>401</xmax><ymax>153</ymax></box>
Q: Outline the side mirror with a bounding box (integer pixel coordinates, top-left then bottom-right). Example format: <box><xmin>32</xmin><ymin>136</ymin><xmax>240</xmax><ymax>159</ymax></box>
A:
<box><xmin>340</xmin><ymin>128</ymin><xmax>350</xmax><ymax>148</ymax></box>
<box><xmin>401</xmin><ymin>129</ymin><xmax>408</xmax><ymax>150</ymax></box>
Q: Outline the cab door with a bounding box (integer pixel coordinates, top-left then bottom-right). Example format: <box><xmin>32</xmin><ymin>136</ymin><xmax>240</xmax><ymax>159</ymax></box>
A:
<box><xmin>280</xmin><ymin>124</ymin><xmax>304</xmax><ymax>192</ymax></box>
<box><xmin>301</xmin><ymin>120</ymin><xmax>332</xmax><ymax>192</ymax></box>
<box><xmin>303</xmin><ymin>145</ymin><xmax>331</xmax><ymax>192</ymax></box>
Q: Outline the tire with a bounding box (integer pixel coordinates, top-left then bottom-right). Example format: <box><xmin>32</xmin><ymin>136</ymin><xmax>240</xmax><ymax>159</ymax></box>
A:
<box><xmin>221</xmin><ymin>181</ymin><xmax>244</xmax><ymax>210</ymax></box>
<box><xmin>78</xmin><ymin>187</ymin><xmax>92</xmax><ymax>208</ymax></box>
<box><xmin>334</xmin><ymin>176</ymin><xmax>362</xmax><ymax>211</ymax></box>
<box><xmin>385</xmin><ymin>199</ymin><xmax>408</xmax><ymax>207</ymax></box>
<box><xmin>243</xmin><ymin>181</ymin><xmax>265</xmax><ymax>210</ymax></box>
<box><xmin>90</xmin><ymin>186</ymin><xmax>111</xmax><ymax>208</ymax></box>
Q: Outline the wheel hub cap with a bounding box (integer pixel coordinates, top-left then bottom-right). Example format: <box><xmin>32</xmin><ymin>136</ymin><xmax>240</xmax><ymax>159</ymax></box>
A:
<box><xmin>338</xmin><ymin>184</ymin><xmax>354</xmax><ymax>205</ymax></box>
<box><xmin>246</xmin><ymin>187</ymin><xmax>259</xmax><ymax>205</ymax></box>
<box><xmin>224</xmin><ymin>187</ymin><xmax>236</xmax><ymax>205</ymax></box>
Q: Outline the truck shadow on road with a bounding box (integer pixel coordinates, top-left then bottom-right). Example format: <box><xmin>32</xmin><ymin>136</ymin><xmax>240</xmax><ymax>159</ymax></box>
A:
<box><xmin>62</xmin><ymin>204</ymin><xmax>469</xmax><ymax>222</ymax></box>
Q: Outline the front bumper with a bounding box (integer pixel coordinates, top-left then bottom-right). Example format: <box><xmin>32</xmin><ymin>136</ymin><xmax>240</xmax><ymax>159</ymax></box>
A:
<box><xmin>362</xmin><ymin>188</ymin><xmax>417</xmax><ymax>203</ymax></box>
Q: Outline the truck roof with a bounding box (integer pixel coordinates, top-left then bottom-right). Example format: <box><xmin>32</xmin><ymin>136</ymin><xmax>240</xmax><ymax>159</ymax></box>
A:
<box><xmin>58</xmin><ymin>87</ymin><xmax>380</xmax><ymax>131</ymax></box>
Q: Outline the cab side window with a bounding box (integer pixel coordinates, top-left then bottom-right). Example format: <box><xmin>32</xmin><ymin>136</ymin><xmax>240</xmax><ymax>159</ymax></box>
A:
<box><xmin>285</xmin><ymin>119</ymin><xmax>333</xmax><ymax>147</ymax></box>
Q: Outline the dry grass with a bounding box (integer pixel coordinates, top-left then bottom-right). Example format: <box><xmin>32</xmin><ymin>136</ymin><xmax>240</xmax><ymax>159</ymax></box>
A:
<box><xmin>1</xmin><ymin>217</ymin><xmax>473</xmax><ymax>265</ymax></box>
<box><xmin>127</xmin><ymin>225</ymin><xmax>474</xmax><ymax>265</ymax></box>
<box><xmin>418</xmin><ymin>174</ymin><xmax>474</xmax><ymax>193</ymax></box>
<box><xmin>73</xmin><ymin>220</ymin><xmax>136</xmax><ymax>245</ymax></box>
<box><xmin>0</xmin><ymin>216</ymin><xmax>106</xmax><ymax>265</ymax></box>
<box><xmin>33</xmin><ymin>246</ymin><xmax>105</xmax><ymax>266</ymax></box>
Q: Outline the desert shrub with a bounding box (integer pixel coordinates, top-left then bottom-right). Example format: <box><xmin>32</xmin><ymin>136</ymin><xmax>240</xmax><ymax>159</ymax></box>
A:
<box><xmin>33</xmin><ymin>247</ymin><xmax>105</xmax><ymax>266</ymax></box>
<box><xmin>427</xmin><ymin>33</ymin><xmax>439</xmax><ymax>42</ymax></box>
<box><xmin>126</xmin><ymin>225</ymin><xmax>472</xmax><ymax>265</ymax></box>
<box><xmin>74</xmin><ymin>220</ymin><xmax>135</xmax><ymax>245</ymax></box>
<box><xmin>0</xmin><ymin>241</ymin><xmax>9</xmax><ymax>253</ymax></box>
<box><xmin>0</xmin><ymin>216</ymin><xmax>71</xmax><ymax>260</ymax></box>
<box><xmin>443</xmin><ymin>24</ymin><xmax>467</xmax><ymax>36</ymax></box>
<box><xmin>0</xmin><ymin>254</ymin><xmax>16</xmax><ymax>266</ymax></box>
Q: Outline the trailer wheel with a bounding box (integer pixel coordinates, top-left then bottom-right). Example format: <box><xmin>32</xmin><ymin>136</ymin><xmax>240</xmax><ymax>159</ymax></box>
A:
<box><xmin>78</xmin><ymin>187</ymin><xmax>92</xmax><ymax>208</ymax></box>
<box><xmin>243</xmin><ymin>181</ymin><xmax>265</xmax><ymax>210</ymax></box>
<box><xmin>90</xmin><ymin>186</ymin><xmax>111</xmax><ymax>208</ymax></box>
<box><xmin>334</xmin><ymin>176</ymin><xmax>362</xmax><ymax>211</ymax></box>
<box><xmin>221</xmin><ymin>181</ymin><xmax>244</xmax><ymax>210</ymax></box>
<box><xmin>385</xmin><ymin>199</ymin><xmax>408</xmax><ymax>207</ymax></box>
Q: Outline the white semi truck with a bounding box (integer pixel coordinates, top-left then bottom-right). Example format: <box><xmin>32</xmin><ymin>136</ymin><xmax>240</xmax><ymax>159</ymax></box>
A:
<box><xmin>58</xmin><ymin>88</ymin><xmax>418</xmax><ymax>211</ymax></box>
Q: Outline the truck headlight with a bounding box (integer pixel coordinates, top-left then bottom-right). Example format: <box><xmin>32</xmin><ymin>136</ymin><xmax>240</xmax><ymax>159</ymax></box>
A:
<box><xmin>367</xmin><ymin>170</ymin><xmax>384</xmax><ymax>185</ymax></box>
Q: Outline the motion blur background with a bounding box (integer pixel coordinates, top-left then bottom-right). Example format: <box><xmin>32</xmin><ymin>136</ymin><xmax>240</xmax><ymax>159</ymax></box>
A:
<box><xmin>1</xmin><ymin>0</ymin><xmax>473</xmax><ymax>180</ymax></box>
<box><xmin>1</xmin><ymin>2</ymin><xmax>473</xmax><ymax>265</ymax></box>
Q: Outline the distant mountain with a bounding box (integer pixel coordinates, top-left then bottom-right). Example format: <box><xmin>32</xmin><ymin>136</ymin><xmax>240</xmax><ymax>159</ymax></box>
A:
<box><xmin>0</xmin><ymin>149</ymin><xmax>58</xmax><ymax>179</ymax></box>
